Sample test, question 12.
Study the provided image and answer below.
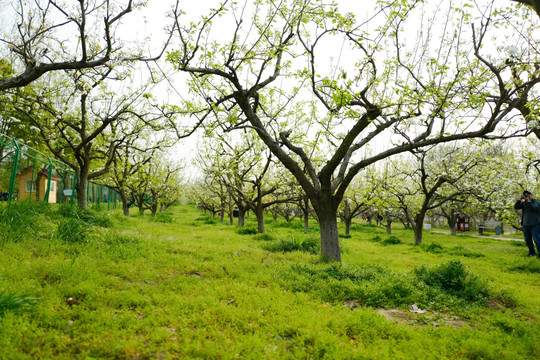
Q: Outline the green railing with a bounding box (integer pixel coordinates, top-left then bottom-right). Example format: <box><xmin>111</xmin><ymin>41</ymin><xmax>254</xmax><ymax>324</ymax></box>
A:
<box><xmin>0</xmin><ymin>134</ymin><xmax>120</xmax><ymax>209</ymax></box>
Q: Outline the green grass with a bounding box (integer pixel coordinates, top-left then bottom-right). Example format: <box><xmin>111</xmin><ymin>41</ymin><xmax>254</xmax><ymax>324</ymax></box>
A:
<box><xmin>0</xmin><ymin>203</ymin><xmax>539</xmax><ymax>359</ymax></box>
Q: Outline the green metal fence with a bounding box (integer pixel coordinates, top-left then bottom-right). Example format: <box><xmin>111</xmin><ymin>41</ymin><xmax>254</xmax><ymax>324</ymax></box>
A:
<box><xmin>0</xmin><ymin>133</ymin><xmax>120</xmax><ymax>209</ymax></box>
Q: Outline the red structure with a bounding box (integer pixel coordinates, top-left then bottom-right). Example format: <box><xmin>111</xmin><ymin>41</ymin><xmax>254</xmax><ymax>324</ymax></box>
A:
<box><xmin>455</xmin><ymin>216</ymin><xmax>470</xmax><ymax>231</ymax></box>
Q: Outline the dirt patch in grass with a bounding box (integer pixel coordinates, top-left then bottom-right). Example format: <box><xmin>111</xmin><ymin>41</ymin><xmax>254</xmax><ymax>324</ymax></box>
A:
<box><xmin>376</xmin><ymin>308</ymin><xmax>412</xmax><ymax>324</ymax></box>
<box><xmin>374</xmin><ymin>308</ymin><xmax>467</xmax><ymax>328</ymax></box>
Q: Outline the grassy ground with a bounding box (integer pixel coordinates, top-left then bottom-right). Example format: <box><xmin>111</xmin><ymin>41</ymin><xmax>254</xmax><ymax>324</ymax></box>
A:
<box><xmin>0</xmin><ymin>202</ymin><xmax>539</xmax><ymax>359</ymax></box>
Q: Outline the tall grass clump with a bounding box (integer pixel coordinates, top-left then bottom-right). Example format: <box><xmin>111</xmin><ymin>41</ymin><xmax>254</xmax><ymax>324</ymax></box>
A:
<box><xmin>506</xmin><ymin>259</ymin><xmax>540</xmax><ymax>274</ymax></box>
<box><xmin>448</xmin><ymin>245</ymin><xmax>485</xmax><ymax>258</ymax></box>
<box><xmin>422</xmin><ymin>243</ymin><xmax>484</xmax><ymax>258</ymax></box>
<box><xmin>193</xmin><ymin>215</ymin><xmax>218</xmax><ymax>225</ymax></box>
<box><xmin>279</xmin><ymin>260</ymin><xmax>492</xmax><ymax>310</ymax></box>
<box><xmin>57</xmin><ymin>203</ymin><xmax>112</xmax><ymax>228</ymax></box>
<box><xmin>264</xmin><ymin>236</ymin><xmax>320</xmax><ymax>254</ymax></box>
<box><xmin>97</xmin><ymin>230</ymin><xmax>144</xmax><ymax>260</ymax></box>
<box><xmin>0</xmin><ymin>291</ymin><xmax>37</xmax><ymax>317</ymax></box>
<box><xmin>279</xmin><ymin>263</ymin><xmax>418</xmax><ymax>308</ymax></box>
<box><xmin>53</xmin><ymin>218</ymin><xmax>91</xmax><ymax>244</ymax></box>
<box><xmin>269</xmin><ymin>219</ymin><xmax>320</xmax><ymax>233</ymax></box>
<box><xmin>253</xmin><ymin>233</ymin><xmax>275</xmax><ymax>241</ymax></box>
<box><xmin>0</xmin><ymin>201</ymin><xmax>49</xmax><ymax>244</ymax></box>
<box><xmin>414</xmin><ymin>260</ymin><xmax>490</xmax><ymax>303</ymax></box>
<box><xmin>150</xmin><ymin>211</ymin><xmax>175</xmax><ymax>223</ymax></box>
<box><xmin>98</xmin><ymin>229</ymin><xmax>140</xmax><ymax>246</ymax></box>
<box><xmin>237</xmin><ymin>226</ymin><xmax>257</xmax><ymax>235</ymax></box>
<box><xmin>422</xmin><ymin>242</ymin><xmax>445</xmax><ymax>254</ymax></box>
<box><xmin>380</xmin><ymin>235</ymin><xmax>402</xmax><ymax>245</ymax></box>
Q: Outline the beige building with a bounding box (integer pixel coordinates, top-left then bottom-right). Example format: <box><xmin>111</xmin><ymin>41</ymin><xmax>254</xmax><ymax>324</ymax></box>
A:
<box><xmin>16</xmin><ymin>166</ymin><xmax>60</xmax><ymax>203</ymax></box>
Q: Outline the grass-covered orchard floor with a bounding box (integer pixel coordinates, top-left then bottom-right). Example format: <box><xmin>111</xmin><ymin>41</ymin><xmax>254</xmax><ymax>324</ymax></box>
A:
<box><xmin>0</xmin><ymin>202</ymin><xmax>539</xmax><ymax>359</ymax></box>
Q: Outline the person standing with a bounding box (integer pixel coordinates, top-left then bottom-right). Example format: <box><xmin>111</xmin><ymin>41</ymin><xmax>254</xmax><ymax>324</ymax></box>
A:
<box><xmin>514</xmin><ymin>190</ymin><xmax>540</xmax><ymax>257</ymax></box>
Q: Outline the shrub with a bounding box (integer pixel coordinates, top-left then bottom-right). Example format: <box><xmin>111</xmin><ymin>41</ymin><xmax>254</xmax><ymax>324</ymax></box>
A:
<box><xmin>338</xmin><ymin>233</ymin><xmax>352</xmax><ymax>239</ymax></box>
<box><xmin>263</xmin><ymin>236</ymin><xmax>320</xmax><ymax>255</ymax></box>
<box><xmin>414</xmin><ymin>260</ymin><xmax>490</xmax><ymax>302</ymax></box>
<box><xmin>381</xmin><ymin>235</ymin><xmax>402</xmax><ymax>245</ymax></box>
<box><xmin>237</xmin><ymin>227</ymin><xmax>257</xmax><ymax>235</ymax></box>
<box><xmin>369</xmin><ymin>235</ymin><xmax>382</xmax><ymax>242</ymax></box>
<box><xmin>422</xmin><ymin>242</ymin><xmax>445</xmax><ymax>254</ymax></box>
<box><xmin>254</xmin><ymin>233</ymin><xmax>275</xmax><ymax>241</ymax></box>
<box><xmin>0</xmin><ymin>291</ymin><xmax>37</xmax><ymax>318</ymax></box>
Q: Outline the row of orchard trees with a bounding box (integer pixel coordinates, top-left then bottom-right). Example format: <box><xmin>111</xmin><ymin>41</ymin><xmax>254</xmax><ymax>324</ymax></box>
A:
<box><xmin>191</xmin><ymin>135</ymin><xmax>540</xmax><ymax>247</ymax></box>
<box><xmin>0</xmin><ymin>56</ymin><xmax>186</xmax><ymax>215</ymax></box>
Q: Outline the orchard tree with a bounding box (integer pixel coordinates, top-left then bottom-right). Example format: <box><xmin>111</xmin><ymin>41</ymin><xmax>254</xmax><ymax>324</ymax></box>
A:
<box><xmin>338</xmin><ymin>174</ymin><xmax>377</xmax><ymax>235</ymax></box>
<box><xmin>381</xmin><ymin>144</ymin><xmax>483</xmax><ymax>245</ymax></box>
<box><xmin>469</xmin><ymin>140</ymin><xmax>536</xmax><ymax>230</ymax></box>
<box><xmin>126</xmin><ymin>155</ymin><xmax>184</xmax><ymax>216</ymax></box>
<box><xmin>169</xmin><ymin>0</ymin><xmax>536</xmax><ymax>261</ymax></box>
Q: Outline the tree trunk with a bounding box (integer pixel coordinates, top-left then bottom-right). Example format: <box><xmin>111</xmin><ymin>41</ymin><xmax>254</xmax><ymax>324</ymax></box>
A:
<box><xmin>413</xmin><ymin>222</ymin><xmax>423</xmax><ymax>245</ymax></box>
<box><xmin>255</xmin><ymin>206</ymin><xmax>265</xmax><ymax>233</ymax></box>
<box><xmin>413</xmin><ymin>212</ymin><xmax>427</xmax><ymax>246</ymax></box>
<box><xmin>450</xmin><ymin>220</ymin><xmax>457</xmax><ymax>236</ymax></box>
<box><xmin>446</xmin><ymin>213</ymin><xmax>458</xmax><ymax>236</ymax></box>
<box><xmin>345</xmin><ymin>218</ymin><xmax>352</xmax><ymax>235</ymax></box>
<box><xmin>385</xmin><ymin>220</ymin><xmax>392</xmax><ymax>234</ymax></box>
<box><xmin>75</xmin><ymin>172</ymin><xmax>88</xmax><ymax>210</ymax></box>
<box><xmin>238</xmin><ymin>207</ymin><xmax>246</xmax><ymax>227</ymax></box>
<box><xmin>317</xmin><ymin>207</ymin><xmax>341</xmax><ymax>262</ymax></box>
<box><xmin>120</xmin><ymin>189</ymin><xmax>130</xmax><ymax>216</ymax></box>
<box><xmin>228</xmin><ymin>202</ymin><xmax>234</xmax><ymax>225</ymax></box>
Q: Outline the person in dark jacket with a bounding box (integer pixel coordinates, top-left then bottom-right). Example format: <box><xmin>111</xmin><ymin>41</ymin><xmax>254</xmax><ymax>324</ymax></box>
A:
<box><xmin>514</xmin><ymin>190</ymin><xmax>540</xmax><ymax>257</ymax></box>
